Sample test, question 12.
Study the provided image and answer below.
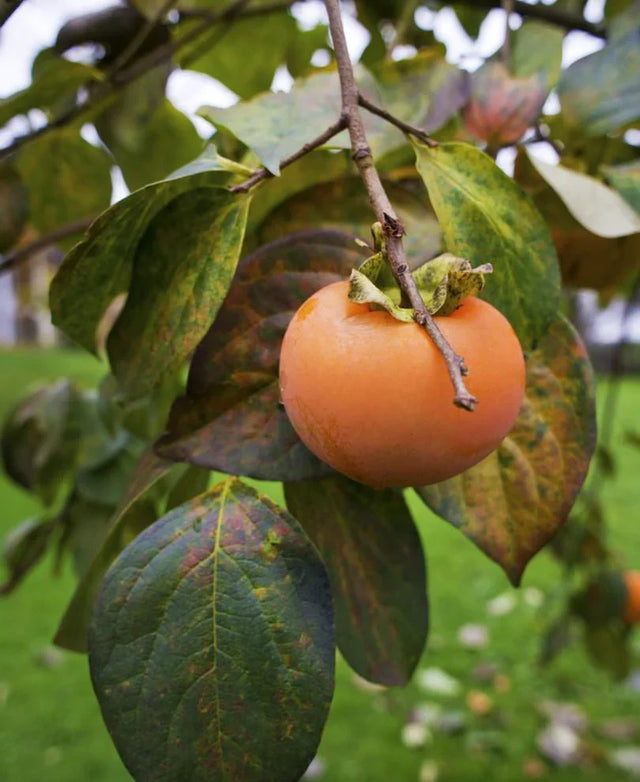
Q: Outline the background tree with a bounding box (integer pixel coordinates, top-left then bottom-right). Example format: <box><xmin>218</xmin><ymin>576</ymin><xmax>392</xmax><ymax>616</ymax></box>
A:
<box><xmin>0</xmin><ymin>0</ymin><xmax>639</xmax><ymax>779</ymax></box>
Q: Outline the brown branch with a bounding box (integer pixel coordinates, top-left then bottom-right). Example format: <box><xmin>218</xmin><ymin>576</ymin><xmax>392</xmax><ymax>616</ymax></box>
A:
<box><xmin>0</xmin><ymin>0</ymin><xmax>259</xmax><ymax>161</ymax></box>
<box><xmin>501</xmin><ymin>0</ymin><xmax>514</xmax><ymax>66</ymax></box>
<box><xmin>106</xmin><ymin>0</ymin><xmax>178</xmax><ymax>77</ymax></box>
<box><xmin>229</xmin><ymin>116</ymin><xmax>348</xmax><ymax>194</ymax></box>
<box><xmin>467</xmin><ymin>0</ymin><xmax>607</xmax><ymax>38</ymax></box>
<box><xmin>325</xmin><ymin>0</ymin><xmax>477</xmax><ymax>411</ymax></box>
<box><xmin>178</xmin><ymin>0</ymin><xmax>302</xmax><ymax>22</ymax></box>
<box><xmin>0</xmin><ymin>217</ymin><xmax>95</xmax><ymax>275</ymax></box>
<box><xmin>357</xmin><ymin>94</ymin><xmax>437</xmax><ymax>148</ymax></box>
<box><xmin>0</xmin><ymin>0</ymin><xmax>24</xmax><ymax>29</ymax></box>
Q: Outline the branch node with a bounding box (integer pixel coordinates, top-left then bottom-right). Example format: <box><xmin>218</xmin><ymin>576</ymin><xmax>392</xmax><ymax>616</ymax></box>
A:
<box><xmin>382</xmin><ymin>212</ymin><xmax>405</xmax><ymax>238</ymax></box>
<box><xmin>352</xmin><ymin>146</ymin><xmax>371</xmax><ymax>162</ymax></box>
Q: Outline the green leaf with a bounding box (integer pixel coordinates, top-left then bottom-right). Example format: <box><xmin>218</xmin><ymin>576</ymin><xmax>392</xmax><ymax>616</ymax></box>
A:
<box><xmin>514</xmin><ymin>147</ymin><xmax>640</xmax><ymax>290</ymax></box>
<box><xmin>97</xmin><ymin>92</ymin><xmax>202</xmax><ymax>190</ymax></box>
<box><xmin>183</xmin><ymin>10</ymin><xmax>298</xmax><ymax>99</ymax></box>
<box><xmin>416</xmin><ymin>315</ymin><xmax>596</xmax><ymax>585</ymax></box>
<box><xmin>511</xmin><ymin>21</ymin><xmax>564</xmax><ymax>89</ymax></box>
<box><xmin>0</xmin><ymin>49</ymin><xmax>101</xmax><ymax>128</ymax></box>
<box><xmin>50</xmin><ymin>145</ymin><xmax>238</xmax><ymax>355</ymax></box>
<box><xmin>107</xmin><ymin>186</ymin><xmax>250</xmax><ymax>398</ymax></box>
<box><xmin>452</xmin><ymin>4</ymin><xmax>486</xmax><ymax>40</ymax></box>
<box><xmin>133</xmin><ymin>0</ymin><xmax>280</xmax><ymax>14</ymax></box>
<box><xmin>348</xmin><ymin>251</ymin><xmax>491</xmax><ymax>320</ymax></box>
<box><xmin>200</xmin><ymin>55</ymin><xmax>469</xmax><ymax>177</ymax></box>
<box><xmin>250</xmin><ymin>157</ymin><xmax>442</xmax><ymax>267</ymax></box>
<box><xmin>1</xmin><ymin>380</ymin><xmax>79</xmax><ymax>506</ymax></box>
<box><xmin>156</xmin><ymin>230</ymin><xmax>366</xmax><ymax>480</ymax></box>
<box><xmin>601</xmin><ymin>159</ymin><xmax>640</xmax><ymax>213</ymax></box>
<box><xmin>412</xmin><ymin>140</ymin><xmax>561</xmax><ymax>348</ymax></box>
<box><xmin>246</xmin><ymin>149</ymin><xmax>355</xmax><ymax>239</ymax></box>
<box><xmin>286</xmin><ymin>23</ymin><xmax>329</xmax><ymax>79</ymax></box>
<box><xmin>526</xmin><ymin>150</ymin><xmax>640</xmax><ymax>238</ymax></box>
<box><xmin>0</xmin><ymin>161</ymin><xmax>28</xmax><ymax>252</ymax></box>
<box><xmin>16</xmin><ymin>128</ymin><xmax>112</xmax><ymax>236</ymax></box>
<box><xmin>285</xmin><ymin>476</ymin><xmax>428</xmax><ymax>686</ymax></box>
<box><xmin>369</xmin><ymin>48</ymin><xmax>470</xmax><ymax>136</ymax></box>
<box><xmin>89</xmin><ymin>478</ymin><xmax>334</xmax><ymax>782</ymax></box>
<box><xmin>200</xmin><ymin>70</ymin><xmax>343</xmax><ymax>175</ymax></box>
<box><xmin>571</xmin><ymin>570</ymin><xmax>628</xmax><ymax>625</ymax></box>
<box><xmin>609</xmin><ymin>0</ymin><xmax>640</xmax><ymax>39</ymax></box>
<box><xmin>55</xmin><ymin>448</ymin><xmax>178</xmax><ymax>653</ymax></box>
<box><xmin>1</xmin><ymin>517</ymin><xmax>56</xmax><ymax>595</ymax></box>
<box><xmin>58</xmin><ymin>493</ymin><xmax>116</xmax><ymax>580</ymax></box>
<box><xmin>584</xmin><ymin>623</ymin><xmax>631</xmax><ymax>680</ymax></box>
<box><xmin>557</xmin><ymin>29</ymin><xmax>640</xmax><ymax>135</ymax></box>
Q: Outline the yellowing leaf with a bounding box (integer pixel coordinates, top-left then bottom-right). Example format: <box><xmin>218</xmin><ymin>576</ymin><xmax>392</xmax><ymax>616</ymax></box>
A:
<box><xmin>417</xmin><ymin>316</ymin><xmax>596</xmax><ymax>585</ymax></box>
<box><xmin>527</xmin><ymin>151</ymin><xmax>640</xmax><ymax>238</ymax></box>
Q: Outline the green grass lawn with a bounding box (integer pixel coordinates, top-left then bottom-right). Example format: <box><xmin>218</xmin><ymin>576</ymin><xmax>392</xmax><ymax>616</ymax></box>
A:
<box><xmin>0</xmin><ymin>347</ymin><xmax>639</xmax><ymax>781</ymax></box>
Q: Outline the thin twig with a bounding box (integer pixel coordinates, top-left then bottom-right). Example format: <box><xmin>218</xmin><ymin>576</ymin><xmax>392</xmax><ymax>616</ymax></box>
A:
<box><xmin>178</xmin><ymin>0</ymin><xmax>302</xmax><ymax>22</ymax></box>
<box><xmin>106</xmin><ymin>0</ymin><xmax>178</xmax><ymax>77</ymax></box>
<box><xmin>470</xmin><ymin>0</ymin><xmax>607</xmax><ymax>38</ymax></box>
<box><xmin>229</xmin><ymin>116</ymin><xmax>348</xmax><ymax>194</ymax></box>
<box><xmin>0</xmin><ymin>0</ymin><xmax>255</xmax><ymax>160</ymax></box>
<box><xmin>387</xmin><ymin>0</ymin><xmax>419</xmax><ymax>54</ymax></box>
<box><xmin>501</xmin><ymin>0</ymin><xmax>513</xmax><ymax>66</ymax></box>
<box><xmin>0</xmin><ymin>217</ymin><xmax>95</xmax><ymax>275</ymax></box>
<box><xmin>357</xmin><ymin>94</ymin><xmax>438</xmax><ymax>148</ymax></box>
<box><xmin>325</xmin><ymin>0</ymin><xmax>477</xmax><ymax>411</ymax></box>
<box><xmin>0</xmin><ymin>0</ymin><xmax>24</xmax><ymax>29</ymax></box>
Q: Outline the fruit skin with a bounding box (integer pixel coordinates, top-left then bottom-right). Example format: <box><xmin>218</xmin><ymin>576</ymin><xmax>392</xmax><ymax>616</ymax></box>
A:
<box><xmin>279</xmin><ymin>280</ymin><xmax>526</xmax><ymax>489</ymax></box>
<box><xmin>623</xmin><ymin>571</ymin><xmax>640</xmax><ymax>625</ymax></box>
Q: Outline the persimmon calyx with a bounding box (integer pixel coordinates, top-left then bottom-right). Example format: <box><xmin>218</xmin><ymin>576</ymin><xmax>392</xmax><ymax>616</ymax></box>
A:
<box><xmin>348</xmin><ymin>249</ymin><xmax>493</xmax><ymax>322</ymax></box>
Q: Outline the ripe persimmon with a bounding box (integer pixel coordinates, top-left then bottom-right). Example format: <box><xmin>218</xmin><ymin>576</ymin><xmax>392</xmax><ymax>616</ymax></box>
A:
<box><xmin>279</xmin><ymin>280</ymin><xmax>526</xmax><ymax>488</ymax></box>
<box><xmin>623</xmin><ymin>571</ymin><xmax>640</xmax><ymax>625</ymax></box>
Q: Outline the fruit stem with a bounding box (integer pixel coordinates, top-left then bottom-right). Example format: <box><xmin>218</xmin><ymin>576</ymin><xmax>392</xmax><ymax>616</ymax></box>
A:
<box><xmin>324</xmin><ymin>0</ymin><xmax>478</xmax><ymax>411</ymax></box>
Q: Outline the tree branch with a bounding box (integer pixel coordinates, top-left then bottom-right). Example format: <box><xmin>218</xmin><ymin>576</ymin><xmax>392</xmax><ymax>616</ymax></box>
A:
<box><xmin>0</xmin><ymin>0</ymin><xmax>266</xmax><ymax>160</ymax></box>
<box><xmin>467</xmin><ymin>0</ymin><xmax>607</xmax><ymax>38</ymax></box>
<box><xmin>0</xmin><ymin>217</ymin><xmax>95</xmax><ymax>275</ymax></box>
<box><xmin>0</xmin><ymin>0</ymin><xmax>24</xmax><ymax>29</ymax></box>
<box><xmin>229</xmin><ymin>116</ymin><xmax>348</xmax><ymax>194</ymax></box>
<box><xmin>178</xmin><ymin>0</ymin><xmax>303</xmax><ymax>22</ymax></box>
<box><xmin>357</xmin><ymin>94</ymin><xmax>437</xmax><ymax>148</ymax></box>
<box><xmin>324</xmin><ymin>0</ymin><xmax>477</xmax><ymax>411</ymax></box>
<box><xmin>106</xmin><ymin>0</ymin><xmax>178</xmax><ymax>77</ymax></box>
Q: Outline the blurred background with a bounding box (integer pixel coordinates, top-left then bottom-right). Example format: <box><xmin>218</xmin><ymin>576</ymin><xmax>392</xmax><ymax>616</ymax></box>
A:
<box><xmin>1</xmin><ymin>1</ymin><xmax>639</xmax><ymax>780</ymax></box>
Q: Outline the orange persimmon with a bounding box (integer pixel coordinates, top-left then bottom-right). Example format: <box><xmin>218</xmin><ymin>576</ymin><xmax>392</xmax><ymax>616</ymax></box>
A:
<box><xmin>279</xmin><ymin>280</ymin><xmax>526</xmax><ymax>488</ymax></box>
<box><xmin>623</xmin><ymin>571</ymin><xmax>640</xmax><ymax>625</ymax></box>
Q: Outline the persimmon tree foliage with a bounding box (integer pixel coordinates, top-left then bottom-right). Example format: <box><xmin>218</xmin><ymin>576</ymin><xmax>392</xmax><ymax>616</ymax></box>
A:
<box><xmin>0</xmin><ymin>0</ymin><xmax>639</xmax><ymax>778</ymax></box>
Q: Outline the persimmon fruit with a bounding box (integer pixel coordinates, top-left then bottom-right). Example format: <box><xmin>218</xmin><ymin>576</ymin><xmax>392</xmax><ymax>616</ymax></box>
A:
<box><xmin>279</xmin><ymin>280</ymin><xmax>526</xmax><ymax>488</ymax></box>
<box><xmin>622</xmin><ymin>571</ymin><xmax>640</xmax><ymax>625</ymax></box>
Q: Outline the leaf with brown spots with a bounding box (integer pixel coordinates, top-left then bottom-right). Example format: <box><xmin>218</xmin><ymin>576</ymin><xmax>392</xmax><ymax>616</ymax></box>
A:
<box><xmin>412</xmin><ymin>140</ymin><xmax>562</xmax><ymax>350</ymax></box>
<box><xmin>285</xmin><ymin>474</ymin><xmax>428</xmax><ymax>686</ymax></box>
<box><xmin>50</xmin><ymin>145</ymin><xmax>240</xmax><ymax>357</ymax></box>
<box><xmin>89</xmin><ymin>478</ymin><xmax>334</xmax><ymax>782</ymax></box>
<box><xmin>416</xmin><ymin>315</ymin><xmax>596</xmax><ymax>585</ymax></box>
<box><xmin>54</xmin><ymin>448</ymin><xmax>179</xmax><ymax>652</ymax></box>
<box><xmin>107</xmin><ymin>187</ymin><xmax>250</xmax><ymax>399</ymax></box>
<box><xmin>156</xmin><ymin>230</ymin><xmax>367</xmax><ymax>481</ymax></box>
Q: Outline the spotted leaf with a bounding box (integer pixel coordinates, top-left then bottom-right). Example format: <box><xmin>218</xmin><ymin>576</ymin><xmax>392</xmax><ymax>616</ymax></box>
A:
<box><xmin>89</xmin><ymin>478</ymin><xmax>334</xmax><ymax>782</ymax></box>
